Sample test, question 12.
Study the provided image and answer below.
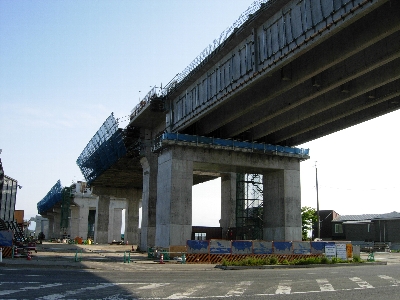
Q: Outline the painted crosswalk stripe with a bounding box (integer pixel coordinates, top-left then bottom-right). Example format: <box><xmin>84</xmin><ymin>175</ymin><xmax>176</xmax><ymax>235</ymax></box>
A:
<box><xmin>226</xmin><ymin>281</ymin><xmax>252</xmax><ymax>296</ymax></box>
<box><xmin>378</xmin><ymin>275</ymin><xmax>400</xmax><ymax>286</ymax></box>
<box><xmin>0</xmin><ymin>283</ymin><xmax>62</xmax><ymax>296</ymax></box>
<box><xmin>137</xmin><ymin>283</ymin><xmax>170</xmax><ymax>290</ymax></box>
<box><xmin>37</xmin><ymin>283</ymin><xmax>115</xmax><ymax>300</ymax></box>
<box><xmin>276</xmin><ymin>280</ymin><xmax>292</xmax><ymax>294</ymax></box>
<box><xmin>167</xmin><ymin>284</ymin><xmax>206</xmax><ymax>299</ymax></box>
<box><xmin>349</xmin><ymin>277</ymin><xmax>374</xmax><ymax>289</ymax></box>
<box><xmin>316</xmin><ymin>278</ymin><xmax>335</xmax><ymax>292</ymax></box>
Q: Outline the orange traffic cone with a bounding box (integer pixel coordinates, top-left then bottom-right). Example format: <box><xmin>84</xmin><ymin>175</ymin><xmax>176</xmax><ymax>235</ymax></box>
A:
<box><xmin>159</xmin><ymin>253</ymin><xmax>165</xmax><ymax>264</ymax></box>
<box><xmin>27</xmin><ymin>251</ymin><xmax>31</xmax><ymax>260</ymax></box>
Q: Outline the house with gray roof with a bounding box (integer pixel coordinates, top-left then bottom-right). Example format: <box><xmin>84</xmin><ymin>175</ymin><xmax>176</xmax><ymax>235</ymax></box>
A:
<box><xmin>331</xmin><ymin>211</ymin><xmax>400</xmax><ymax>244</ymax></box>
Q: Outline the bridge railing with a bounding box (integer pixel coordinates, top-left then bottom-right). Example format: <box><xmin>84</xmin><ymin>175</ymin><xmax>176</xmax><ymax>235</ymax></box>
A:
<box><xmin>152</xmin><ymin>132</ymin><xmax>309</xmax><ymax>157</ymax></box>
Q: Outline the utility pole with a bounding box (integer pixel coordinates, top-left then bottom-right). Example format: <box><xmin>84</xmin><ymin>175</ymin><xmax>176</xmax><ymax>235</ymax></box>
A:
<box><xmin>315</xmin><ymin>161</ymin><xmax>320</xmax><ymax>239</ymax></box>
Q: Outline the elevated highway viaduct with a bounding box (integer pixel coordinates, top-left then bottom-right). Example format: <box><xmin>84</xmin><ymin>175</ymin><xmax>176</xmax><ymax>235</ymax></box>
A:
<box><xmin>78</xmin><ymin>0</ymin><xmax>400</xmax><ymax>248</ymax></box>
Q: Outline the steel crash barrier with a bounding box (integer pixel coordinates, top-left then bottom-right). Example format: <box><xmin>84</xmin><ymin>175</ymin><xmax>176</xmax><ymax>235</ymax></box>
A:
<box><xmin>185</xmin><ymin>240</ymin><xmax>339</xmax><ymax>264</ymax></box>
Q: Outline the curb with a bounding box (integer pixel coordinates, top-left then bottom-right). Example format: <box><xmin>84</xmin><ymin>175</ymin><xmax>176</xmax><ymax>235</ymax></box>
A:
<box><xmin>216</xmin><ymin>261</ymin><xmax>388</xmax><ymax>270</ymax></box>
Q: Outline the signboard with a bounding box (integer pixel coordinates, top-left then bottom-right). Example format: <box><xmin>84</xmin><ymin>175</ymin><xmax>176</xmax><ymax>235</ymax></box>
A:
<box><xmin>325</xmin><ymin>243</ymin><xmax>336</xmax><ymax>258</ymax></box>
<box><xmin>346</xmin><ymin>243</ymin><xmax>353</xmax><ymax>258</ymax></box>
<box><xmin>336</xmin><ymin>243</ymin><xmax>347</xmax><ymax>260</ymax></box>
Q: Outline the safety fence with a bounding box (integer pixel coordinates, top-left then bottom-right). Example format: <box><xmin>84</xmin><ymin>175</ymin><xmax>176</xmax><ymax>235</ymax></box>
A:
<box><xmin>185</xmin><ymin>253</ymin><xmax>323</xmax><ymax>264</ymax></box>
<box><xmin>152</xmin><ymin>132</ymin><xmax>309</xmax><ymax>157</ymax></box>
<box><xmin>185</xmin><ymin>239</ymin><xmax>338</xmax><ymax>263</ymax></box>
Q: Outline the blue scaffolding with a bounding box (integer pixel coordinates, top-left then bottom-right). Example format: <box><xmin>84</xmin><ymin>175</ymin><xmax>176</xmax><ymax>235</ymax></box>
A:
<box><xmin>76</xmin><ymin>113</ymin><xmax>127</xmax><ymax>185</ymax></box>
<box><xmin>37</xmin><ymin>180</ymin><xmax>63</xmax><ymax>214</ymax></box>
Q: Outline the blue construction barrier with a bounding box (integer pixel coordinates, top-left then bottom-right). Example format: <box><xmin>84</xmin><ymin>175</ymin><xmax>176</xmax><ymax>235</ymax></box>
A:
<box><xmin>185</xmin><ymin>240</ymin><xmax>348</xmax><ymax>255</ymax></box>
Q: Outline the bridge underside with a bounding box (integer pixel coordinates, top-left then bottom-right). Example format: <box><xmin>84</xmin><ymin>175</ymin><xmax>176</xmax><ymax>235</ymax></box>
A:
<box><xmin>90</xmin><ymin>156</ymin><xmax>219</xmax><ymax>189</ymax></box>
<box><xmin>174</xmin><ymin>0</ymin><xmax>400</xmax><ymax>146</ymax></box>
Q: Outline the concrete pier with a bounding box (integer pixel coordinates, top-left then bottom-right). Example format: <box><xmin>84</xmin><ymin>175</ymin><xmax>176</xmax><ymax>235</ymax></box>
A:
<box><xmin>263</xmin><ymin>169</ymin><xmax>302</xmax><ymax>241</ymax></box>
<box><xmin>155</xmin><ymin>150</ymin><xmax>193</xmax><ymax>248</ymax></box>
<box><xmin>140</xmin><ymin>142</ymin><xmax>304</xmax><ymax>247</ymax></box>
<box><xmin>140</xmin><ymin>156</ymin><xmax>158</xmax><ymax>250</ymax></box>
<box><xmin>92</xmin><ymin>187</ymin><xmax>141</xmax><ymax>244</ymax></box>
<box><xmin>220</xmin><ymin>173</ymin><xmax>236</xmax><ymax>239</ymax></box>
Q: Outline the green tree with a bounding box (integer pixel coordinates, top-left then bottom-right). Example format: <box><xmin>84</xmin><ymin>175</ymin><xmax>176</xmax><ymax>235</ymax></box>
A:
<box><xmin>301</xmin><ymin>206</ymin><xmax>318</xmax><ymax>240</ymax></box>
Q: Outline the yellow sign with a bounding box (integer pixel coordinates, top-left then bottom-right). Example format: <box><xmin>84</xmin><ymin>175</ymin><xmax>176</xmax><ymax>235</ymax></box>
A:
<box><xmin>346</xmin><ymin>243</ymin><xmax>353</xmax><ymax>258</ymax></box>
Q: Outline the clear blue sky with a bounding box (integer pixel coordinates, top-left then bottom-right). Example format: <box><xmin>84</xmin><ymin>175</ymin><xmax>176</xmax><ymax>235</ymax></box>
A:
<box><xmin>1</xmin><ymin>0</ymin><xmax>399</xmax><ymax>228</ymax></box>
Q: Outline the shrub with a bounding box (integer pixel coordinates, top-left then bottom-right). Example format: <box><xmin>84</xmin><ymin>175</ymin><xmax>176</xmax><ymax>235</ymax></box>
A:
<box><xmin>269</xmin><ymin>256</ymin><xmax>278</xmax><ymax>265</ymax></box>
<box><xmin>320</xmin><ymin>256</ymin><xmax>330</xmax><ymax>264</ymax></box>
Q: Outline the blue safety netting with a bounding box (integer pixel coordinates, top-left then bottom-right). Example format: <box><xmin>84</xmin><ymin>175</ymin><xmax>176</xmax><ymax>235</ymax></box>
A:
<box><xmin>152</xmin><ymin>132</ymin><xmax>309</xmax><ymax>157</ymax></box>
<box><xmin>37</xmin><ymin>180</ymin><xmax>63</xmax><ymax>214</ymax></box>
<box><xmin>76</xmin><ymin>113</ymin><xmax>127</xmax><ymax>185</ymax></box>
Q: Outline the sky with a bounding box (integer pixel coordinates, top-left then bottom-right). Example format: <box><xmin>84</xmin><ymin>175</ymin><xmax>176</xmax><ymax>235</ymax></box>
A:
<box><xmin>1</xmin><ymin>0</ymin><xmax>399</xmax><ymax>230</ymax></box>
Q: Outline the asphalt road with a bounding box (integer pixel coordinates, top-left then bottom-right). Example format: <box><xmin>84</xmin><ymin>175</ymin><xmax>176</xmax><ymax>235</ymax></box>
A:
<box><xmin>1</xmin><ymin>263</ymin><xmax>400</xmax><ymax>299</ymax></box>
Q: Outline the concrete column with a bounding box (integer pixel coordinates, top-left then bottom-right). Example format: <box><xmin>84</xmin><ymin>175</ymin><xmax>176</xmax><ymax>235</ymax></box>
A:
<box><xmin>53</xmin><ymin>208</ymin><xmax>61</xmax><ymax>239</ymax></box>
<box><xmin>69</xmin><ymin>205</ymin><xmax>80</xmax><ymax>238</ymax></box>
<box><xmin>96</xmin><ymin>194</ymin><xmax>110</xmax><ymax>243</ymax></box>
<box><xmin>263</xmin><ymin>169</ymin><xmax>302</xmax><ymax>241</ymax></box>
<box><xmin>125</xmin><ymin>189</ymin><xmax>141</xmax><ymax>246</ymax></box>
<box><xmin>156</xmin><ymin>148</ymin><xmax>193</xmax><ymax>247</ymax></box>
<box><xmin>72</xmin><ymin>196</ymin><xmax>98</xmax><ymax>240</ymax></box>
<box><xmin>40</xmin><ymin>218</ymin><xmax>49</xmax><ymax>239</ymax></box>
<box><xmin>140</xmin><ymin>156</ymin><xmax>158</xmax><ymax>250</ymax></box>
<box><xmin>46</xmin><ymin>215</ymin><xmax>54</xmax><ymax>239</ymax></box>
<box><xmin>220</xmin><ymin>173</ymin><xmax>236</xmax><ymax>239</ymax></box>
<box><xmin>108</xmin><ymin>198</ymin><xmax>126</xmax><ymax>242</ymax></box>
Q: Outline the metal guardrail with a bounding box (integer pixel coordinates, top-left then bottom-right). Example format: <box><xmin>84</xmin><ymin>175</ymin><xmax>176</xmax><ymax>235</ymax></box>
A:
<box><xmin>152</xmin><ymin>132</ymin><xmax>309</xmax><ymax>157</ymax></box>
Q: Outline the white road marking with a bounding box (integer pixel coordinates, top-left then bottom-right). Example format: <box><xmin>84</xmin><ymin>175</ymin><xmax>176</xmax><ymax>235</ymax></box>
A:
<box><xmin>166</xmin><ymin>284</ymin><xmax>206</xmax><ymax>299</ymax></box>
<box><xmin>37</xmin><ymin>283</ymin><xmax>115</xmax><ymax>300</ymax></box>
<box><xmin>0</xmin><ymin>283</ymin><xmax>62</xmax><ymax>296</ymax></box>
<box><xmin>378</xmin><ymin>275</ymin><xmax>400</xmax><ymax>286</ymax></box>
<box><xmin>316</xmin><ymin>278</ymin><xmax>335</xmax><ymax>292</ymax></box>
<box><xmin>276</xmin><ymin>280</ymin><xmax>292</xmax><ymax>294</ymax></box>
<box><xmin>137</xmin><ymin>283</ymin><xmax>170</xmax><ymax>290</ymax></box>
<box><xmin>349</xmin><ymin>277</ymin><xmax>374</xmax><ymax>289</ymax></box>
<box><xmin>225</xmin><ymin>281</ymin><xmax>252</xmax><ymax>296</ymax></box>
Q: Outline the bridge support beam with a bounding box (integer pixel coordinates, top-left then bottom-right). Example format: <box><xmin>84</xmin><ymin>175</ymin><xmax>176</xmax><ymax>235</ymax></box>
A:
<box><xmin>220</xmin><ymin>173</ymin><xmax>236</xmax><ymax>239</ymax></box>
<box><xmin>155</xmin><ymin>149</ymin><xmax>193</xmax><ymax>248</ymax></box>
<box><xmin>263</xmin><ymin>168</ymin><xmax>302</xmax><ymax>241</ymax></box>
